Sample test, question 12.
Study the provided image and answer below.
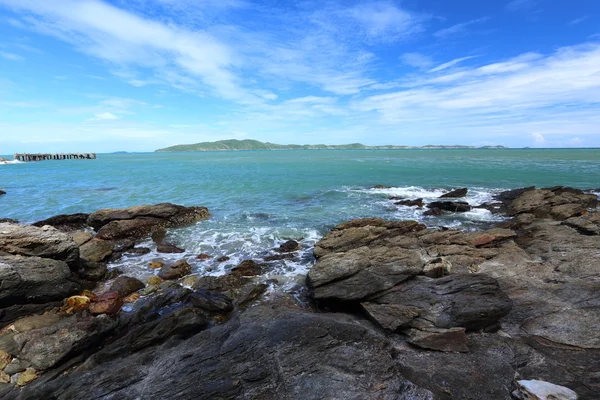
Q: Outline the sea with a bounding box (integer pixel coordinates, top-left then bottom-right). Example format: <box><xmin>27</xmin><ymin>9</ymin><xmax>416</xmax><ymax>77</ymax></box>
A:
<box><xmin>1</xmin><ymin>149</ymin><xmax>599</xmax><ymax>290</ymax></box>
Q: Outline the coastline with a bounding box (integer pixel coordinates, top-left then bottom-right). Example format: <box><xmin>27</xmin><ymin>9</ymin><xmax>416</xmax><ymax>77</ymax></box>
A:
<box><xmin>0</xmin><ymin>186</ymin><xmax>598</xmax><ymax>398</ymax></box>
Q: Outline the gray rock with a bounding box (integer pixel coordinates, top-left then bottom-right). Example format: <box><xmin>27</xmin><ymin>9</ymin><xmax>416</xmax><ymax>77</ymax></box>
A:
<box><xmin>440</xmin><ymin>188</ymin><xmax>468</xmax><ymax>198</ymax></box>
<box><xmin>0</xmin><ymin>223</ymin><xmax>79</xmax><ymax>266</ymax></box>
<box><xmin>427</xmin><ymin>201</ymin><xmax>471</xmax><ymax>213</ymax></box>
<box><xmin>109</xmin><ymin>276</ymin><xmax>145</xmax><ymax>298</ymax></box>
<box><xmin>32</xmin><ymin>214</ymin><xmax>90</xmax><ymax>232</ymax></box>
<box><xmin>407</xmin><ymin>327</ymin><xmax>469</xmax><ymax>353</ymax></box>
<box><xmin>515</xmin><ymin>379</ymin><xmax>578</xmax><ymax>400</ymax></box>
<box><xmin>78</xmin><ymin>238</ymin><xmax>114</xmax><ymax>262</ymax></box>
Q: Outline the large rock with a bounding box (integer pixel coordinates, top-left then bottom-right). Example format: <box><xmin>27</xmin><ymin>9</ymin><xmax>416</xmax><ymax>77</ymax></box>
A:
<box><xmin>78</xmin><ymin>238</ymin><xmax>114</xmax><ymax>262</ymax></box>
<box><xmin>32</xmin><ymin>214</ymin><xmax>90</xmax><ymax>232</ymax></box>
<box><xmin>368</xmin><ymin>274</ymin><xmax>512</xmax><ymax>331</ymax></box>
<box><xmin>0</xmin><ymin>255</ymin><xmax>79</xmax><ymax>310</ymax></box>
<box><xmin>5</xmin><ymin>313</ymin><xmax>117</xmax><ymax>370</ymax></box>
<box><xmin>0</xmin><ymin>223</ymin><xmax>79</xmax><ymax>266</ymax></box>
<box><xmin>88</xmin><ymin>203</ymin><xmax>210</xmax><ymax>240</ymax></box>
<box><xmin>440</xmin><ymin>188</ymin><xmax>468</xmax><ymax>198</ymax></box>
<box><xmin>18</xmin><ymin>299</ymin><xmax>433</xmax><ymax>400</ymax></box>
<box><xmin>498</xmin><ymin>187</ymin><xmax>597</xmax><ymax>219</ymax></box>
<box><xmin>427</xmin><ymin>201</ymin><xmax>471</xmax><ymax>213</ymax></box>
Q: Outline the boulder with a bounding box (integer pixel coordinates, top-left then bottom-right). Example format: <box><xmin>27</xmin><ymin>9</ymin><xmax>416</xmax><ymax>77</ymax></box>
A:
<box><xmin>514</xmin><ymin>380</ymin><xmax>578</xmax><ymax>400</ymax></box>
<box><xmin>7</xmin><ymin>313</ymin><xmax>117</xmax><ymax>370</ymax></box>
<box><xmin>88</xmin><ymin>203</ymin><xmax>210</xmax><ymax>240</ymax></box>
<box><xmin>188</xmin><ymin>289</ymin><xmax>233</xmax><ymax>313</ymax></box>
<box><xmin>276</xmin><ymin>240</ymin><xmax>300</xmax><ymax>253</ymax></box>
<box><xmin>440</xmin><ymin>188</ymin><xmax>468</xmax><ymax>198</ymax></box>
<box><xmin>78</xmin><ymin>238</ymin><xmax>114</xmax><ymax>262</ymax></box>
<box><xmin>231</xmin><ymin>260</ymin><xmax>263</xmax><ymax>277</ymax></box>
<box><xmin>158</xmin><ymin>259</ymin><xmax>192</xmax><ymax>280</ymax></box>
<box><xmin>89</xmin><ymin>292</ymin><xmax>123</xmax><ymax>315</ymax></box>
<box><xmin>0</xmin><ymin>255</ymin><xmax>79</xmax><ymax>309</ymax></box>
<box><xmin>427</xmin><ymin>201</ymin><xmax>471</xmax><ymax>213</ymax></box>
<box><xmin>70</xmin><ymin>231</ymin><xmax>93</xmax><ymax>246</ymax></box>
<box><xmin>32</xmin><ymin>213</ymin><xmax>89</xmax><ymax>232</ymax></box>
<box><xmin>109</xmin><ymin>276</ymin><xmax>145</xmax><ymax>298</ymax></box>
<box><xmin>0</xmin><ymin>223</ymin><xmax>79</xmax><ymax>266</ymax></box>
<box><xmin>369</xmin><ymin>274</ymin><xmax>512</xmax><ymax>331</ymax></box>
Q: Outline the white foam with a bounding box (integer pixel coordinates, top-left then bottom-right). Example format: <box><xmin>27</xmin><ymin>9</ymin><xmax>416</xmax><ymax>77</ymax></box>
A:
<box><xmin>0</xmin><ymin>160</ymin><xmax>23</xmax><ymax>165</ymax></box>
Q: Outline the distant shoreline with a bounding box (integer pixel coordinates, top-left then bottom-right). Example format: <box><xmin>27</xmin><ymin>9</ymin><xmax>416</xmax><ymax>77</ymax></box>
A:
<box><xmin>155</xmin><ymin>139</ymin><xmax>507</xmax><ymax>152</ymax></box>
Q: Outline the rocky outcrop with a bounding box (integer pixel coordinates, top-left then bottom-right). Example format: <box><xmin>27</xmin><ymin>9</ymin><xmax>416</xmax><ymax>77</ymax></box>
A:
<box><xmin>427</xmin><ymin>201</ymin><xmax>471</xmax><ymax>213</ymax></box>
<box><xmin>32</xmin><ymin>214</ymin><xmax>90</xmax><ymax>232</ymax></box>
<box><xmin>88</xmin><ymin>203</ymin><xmax>210</xmax><ymax>240</ymax></box>
<box><xmin>440</xmin><ymin>188</ymin><xmax>468</xmax><ymax>198</ymax></box>
<box><xmin>0</xmin><ymin>223</ymin><xmax>79</xmax><ymax>266</ymax></box>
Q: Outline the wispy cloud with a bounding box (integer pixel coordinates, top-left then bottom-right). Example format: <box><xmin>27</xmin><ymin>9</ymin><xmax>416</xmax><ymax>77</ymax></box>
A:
<box><xmin>568</xmin><ymin>16</ymin><xmax>588</xmax><ymax>26</ymax></box>
<box><xmin>434</xmin><ymin>17</ymin><xmax>489</xmax><ymax>38</ymax></box>
<box><xmin>400</xmin><ymin>52</ymin><xmax>434</xmax><ymax>69</ymax></box>
<box><xmin>428</xmin><ymin>56</ymin><xmax>477</xmax><ymax>73</ymax></box>
<box><xmin>90</xmin><ymin>112</ymin><xmax>119</xmax><ymax>121</ymax></box>
<box><xmin>0</xmin><ymin>51</ymin><xmax>23</xmax><ymax>61</ymax></box>
<box><xmin>506</xmin><ymin>0</ymin><xmax>538</xmax><ymax>12</ymax></box>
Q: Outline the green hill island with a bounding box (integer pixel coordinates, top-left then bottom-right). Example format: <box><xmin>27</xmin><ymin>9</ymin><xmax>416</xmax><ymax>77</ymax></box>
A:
<box><xmin>155</xmin><ymin>139</ymin><xmax>506</xmax><ymax>152</ymax></box>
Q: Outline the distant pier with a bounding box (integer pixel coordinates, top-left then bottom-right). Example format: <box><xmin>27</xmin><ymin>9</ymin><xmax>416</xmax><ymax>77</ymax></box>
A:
<box><xmin>14</xmin><ymin>153</ymin><xmax>97</xmax><ymax>162</ymax></box>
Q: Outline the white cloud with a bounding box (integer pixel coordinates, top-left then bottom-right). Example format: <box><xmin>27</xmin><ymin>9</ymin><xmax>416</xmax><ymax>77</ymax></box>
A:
<box><xmin>400</xmin><ymin>52</ymin><xmax>434</xmax><ymax>69</ymax></box>
<box><xmin>91</xmin><ymin>112</ymin><xmax>119</xmax><ymax>121</ymax></box>
<box><xmin>347</xmin><ymin>1</ymin><xmax>424</xmax><ymax>40</ymax></box>
<box><xmin>428</xmin><ymin>56</ymin><xmax>477</xmax><ymax>73</ymax></box>
<box><xmin>434</xmin><ymin>17</ymin><xmax>489</xmax><ymax>38</ymax></box>
<box><xmin>0</xmin><ymin>51</ymin><xmax>23</xmax><ymax>61</ymax></box>
<box><xmin>531</xmin><ymin>132</ymin><xmax>545</xmax><ymax>145</ymax></box>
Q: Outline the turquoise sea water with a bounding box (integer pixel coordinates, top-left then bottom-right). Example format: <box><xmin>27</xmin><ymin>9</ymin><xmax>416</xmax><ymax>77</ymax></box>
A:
<box><xmin>1</xmin><ymin>149</ymin><xmax>599</xmax><ymax>284</ymax></box>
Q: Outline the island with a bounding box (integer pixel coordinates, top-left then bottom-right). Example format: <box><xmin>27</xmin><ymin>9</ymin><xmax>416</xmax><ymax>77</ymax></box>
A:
<box><xmin>155</xmin><ymin>139</ymin><xmax>507</xmax><ymax>152</ymax></box>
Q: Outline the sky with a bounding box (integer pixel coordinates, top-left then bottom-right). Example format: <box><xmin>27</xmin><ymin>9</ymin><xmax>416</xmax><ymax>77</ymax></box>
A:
<box><xmin>0</xmin><ymin>0</ymin><xmax>599</xmax><ymax>152</ymax></box>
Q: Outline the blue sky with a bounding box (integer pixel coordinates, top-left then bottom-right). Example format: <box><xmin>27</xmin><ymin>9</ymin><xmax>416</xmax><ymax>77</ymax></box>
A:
<box><xmin>0</xmin><ymin>0</ymin><xmax>599</xmax><ymax>152</ymax></box>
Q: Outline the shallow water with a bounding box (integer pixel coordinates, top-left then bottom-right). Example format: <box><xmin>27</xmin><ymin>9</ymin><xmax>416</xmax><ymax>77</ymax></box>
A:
<box><xmin>1</xmin><ymin>149</ymin><xmax>599</xmax><ymax>284</ymax></box>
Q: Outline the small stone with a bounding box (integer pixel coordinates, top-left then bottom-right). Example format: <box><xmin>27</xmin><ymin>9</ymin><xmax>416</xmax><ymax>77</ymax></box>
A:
<box><xmin>147</xmin><ymin>276</ymin><xmax>162</xmax><ymax>286</ymax></box>
<box><xmin>264</xmin><ymin>253</ymin><xmax>295</xmax><ymax>261</ymax></box>
<box><xmin>216</xmin><ymin>256</ymin><xmax>230</xmax><ymax>262</ymax></box>
<box><xmin>149</xmin><ymin>261</ymin><xmax>165</xmax><ymax>269</ymax></box>
<box><xmin>196</xmin><ymin>253</ymin><xmax>212</xmax><ymax>260</ymax></box>
<box><xmin>0</xmin><ymin>372</ymin><xmax>9</xmax><ymax>384</ymax></box>
<box><xmin>3</xmin><ymin>359</ymin><xmax>30</xmax><ymax>376</ymax></box>
<box><xmin>394</xmin><ymin>198</ymin><xmax>424</xmax><ymax>208</ymax></box>
<box><xmin>15</xmin><ymin>368</ymin><xmax>38</xmax><ymax>386</ymax></box>
<box><xmin>515</xmin><ymin>379</ymin><xmax>578</xmax><ymax>400</ymax></box>
<box><xmin>61</xmin><ymin>295</ymin><xmax>91</xmax><ymax>313</ymax></box>
<box><xmin>89</xmin><ymin>292</ymin><xmax>123</xmax><ymax>315</ymax></box>
<box><xmin>423</xmin><ymin>257</ymin><xmax>452</xmax><ymax>278</ymax></box>
<box><xmin>123</xmin><ymin>293</ymin><xmax>141</xmax><ymax>303</ymax></box>
<box><xmin>158</xmin><ymin>259</ymin><xmax>192</xmax><ymax>280</ymax></box>
<box><xmin>0</xmin><ymin>350</ymin><xmax>11</xmax><ymax>370</ymax></box>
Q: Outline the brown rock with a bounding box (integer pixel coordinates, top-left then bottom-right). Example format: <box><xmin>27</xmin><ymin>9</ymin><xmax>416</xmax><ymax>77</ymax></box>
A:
<box><xmin>89</xmin><ymin>292</ymin><xmax>123</xmax><ymax>315</ymax></box>
<box><xmin>123</xmin><ymin>293</ymin><xmax>141</xmax><ymax>303</ymax></box>
<box><xmin>149</xmin><ymin>261</ymin><xmax>164</xmax><ymax>269</ymax></box>
<box><xmin>158</xmin><ymin>260</ymin><xmax>192</xmax><ymax>280</ymax></box>
<box><xmin>0</xmin><ymin>349</ymin><xmax>11</xmax><ymax>370</ymax></box>
<box><xmin>71</xmin><ymin>231</ymin><xmax>93</xmax><ymax>246</ymax></box>
<box><xmin>216</xmin><ymin>256</ymin><xmax>230</xmax><ymax>262</ymax></box>
<box><xmin>79</xmin><ymin>238</ymin><xmax>114</xmax><ymax>262</ymax></box>
<box><xmin>231</xmin><ymin>260</ymin><xmax>263</xmax><ymax>277</ymax></box>
<box><xmin>61</xmin><ymin>295</ymin><xmax>91</xmax><ymax>313</ymax></box>
<box><xmin>440</xmin><ymin>188</ymin><xmax>468</xmax><ymax>198</ymax></box>
<box><xmin>395</xmin><ymin>198</ymin><xmax>424</xmax><ymax>208</ymax></box>
<box><xmin>361</xmin><ymin>303</ymin><xmax>420</xmax><ymax>331</ymax></box>
<box><xmin>0</xmin><ymin>371</ymin><xmax>9</xmax><ymax>384</ymax></box>
<box><xmin>276</xmin><ymin>240</ymin><xmax>300</xmax><ymax>253</ymax></box>
<box><xmin>109</xmin><ymin>276</ymin><xmax>145</xmax><ymax>297</ymax></box>
<box><xmin>196</xmin><ymin>253</ymin><xmax>211</xmax><ymax>260</ymax></box>
<box><xmin>147</xmin><ymin>276</ymin><xmax>162</xmax><ymax>286</ymax></box>
<box><xmin>157</xmin><ymin>243</ymin><xmax>185</xmax><ymax>253</ymax></box>
<box><xmin>15</xmin><ymin>367</ymin><xmax>38</xmax><ymax>386</ymax></box>
<box><xmin>264</xmin><ymin>253</ymin><xmax>295</xmax><ymax>261</ymax></box>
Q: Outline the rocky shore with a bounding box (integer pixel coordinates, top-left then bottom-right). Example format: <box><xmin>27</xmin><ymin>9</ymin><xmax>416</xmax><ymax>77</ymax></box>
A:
<box><xmin>0</xmin><ymin>187</ymin><xmax>598</xmax><ymax>399</ymax></box>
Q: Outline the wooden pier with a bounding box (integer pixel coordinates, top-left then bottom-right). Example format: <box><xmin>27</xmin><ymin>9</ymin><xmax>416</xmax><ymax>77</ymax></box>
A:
<box><xmin>14</xmin><ymin>153</ymin><xmax>97</xmax><ymax>162</ymax></box>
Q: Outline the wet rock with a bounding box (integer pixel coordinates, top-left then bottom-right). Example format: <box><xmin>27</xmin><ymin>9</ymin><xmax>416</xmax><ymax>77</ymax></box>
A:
<box><xmin>423</xmin><ymin>207</ymin><xmax>443</xmax><ymax>216</ymax></box>
<box><xmin>0</xmin><ymin>223</ymin><xmax>79</xmax><ymax>266</ymax></box>
<box><xmin>369</xmin><ymin>274</ymin><xmax>512</xmax><ymax>331</ymax></box>
<box><xmin>231</xmin><ymin>260</ymin><xmax>263</xmax><ymax>277</ymax></box>
<box><xmin>371</xmin><ymin>184</ymin><xmax>392</xmax><ymax>189</ymax></box>
<box><xmin>276</xmin><ymin>239</ymin><xmax>300</xmax><ymax>253</ymax></box>
<box><xmin>181</xmin><ymin>275</ymin><xmax>199</xmax><ymax>288</ymax></box>
<box><xmin>235</xmin><ymin>283</ymin><xmax>269</xmax><ymax>309</ymax></box>
<box><xmin>147</xmin><ymin>276</ymin><xmax>162</xmax><ymax>286</ymax></box>
<box><xmin>407</xmin><ymin>327</ymin><xmax>469</xmax><ymax>353</ymax></box>
<box><xmin>109</xmin><ymin>276</ymin><xmax>145</xmax><ymax>297</ymax></box>
<box><xmin>79</xmin><ymin>238</ymin><xmax>114</xmax><ymax>262</ymax></box>
<box><xmin>32</xmin><ymin>213</ymin><xmax>90</xmax><ymax>232</ymax></box>
<box><xmin>395</xmin><ymin>198</ymin><xmax>424</xmax><ymax>207</ymax></box>
<box><xmin>124</xmin><ymin>247</ymin><xmax>151</xmax><ymax>256</ymax></box>
<box><xmin>427</xmin><ymin>201</ymin><xmax>471</xmax><ymax>213</ymax></box>
<box><xmin>514</xmin><ymin>379</ymin><xmax>578</xmax><ymax>400</ymax></box>
<box><xmin>264</xmin><ymin>253</ymin><xmax>295</xmax><ymax>261</ymax></box>
<box><xmin>88</xmin><ymin>203</ymin><xmax>210</xmax><ymax>240</ymax></box>
<box><xmin>61</xmin><ymin>296</ymin><xmax>91</xmax><ymax>313</ymax></box>
<box><xmin>71</xmin><ymin>231</ymin><xmax>93</xmax><ymax>246</ymax></box>
<box><xmin>157</xmin><ymin>242</ymin><xmax>185</xmax><ymax>253</ymax></box>
<box><xmin>158</xmin><ymin>259</ymin><xmax>191</xmax><ymax>280</ymax></box>
<box><xmin>151</xmin><ymin>227</ymin><xmax>167</xmax><ymax>244</ymax></box>
<box><xmin>148</xmin><ymin>260</ymin><xmax>164</xmax><ymax>269</ymax></box>
<box><xmin>188</xmin><ymin>289</ymin><xmax>233</xmax><ymax>313</ymax></box>
<box><xmin>196</xmin><ymin>253</ymin><xmax>211</xmax><ymax>260</ymax></box>
<box><xmin>0</xmin><ymin>190</ymin><xmax>5</xmax><ymax>196</ymax></box>
<box><xmin>215</xmin><ymin>255</ymin><xmax>230</xmax><ymax>262</ymax></box>
<box><xmin>440</xmin><ymin>188</ymin><xmax>468</xmax><ymax>198</ymax></box>
<box><xmin>89</xmin><ymin>292</ymin><xmax>123</xmax><ymax>315</ymax></box>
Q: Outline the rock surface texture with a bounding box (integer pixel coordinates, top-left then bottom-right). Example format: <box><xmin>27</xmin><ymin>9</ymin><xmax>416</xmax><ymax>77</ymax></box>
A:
<box><xmin>0</xmin><ymin>190</ymin><xmax>598</xmax><ymax>399</ymax></box>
